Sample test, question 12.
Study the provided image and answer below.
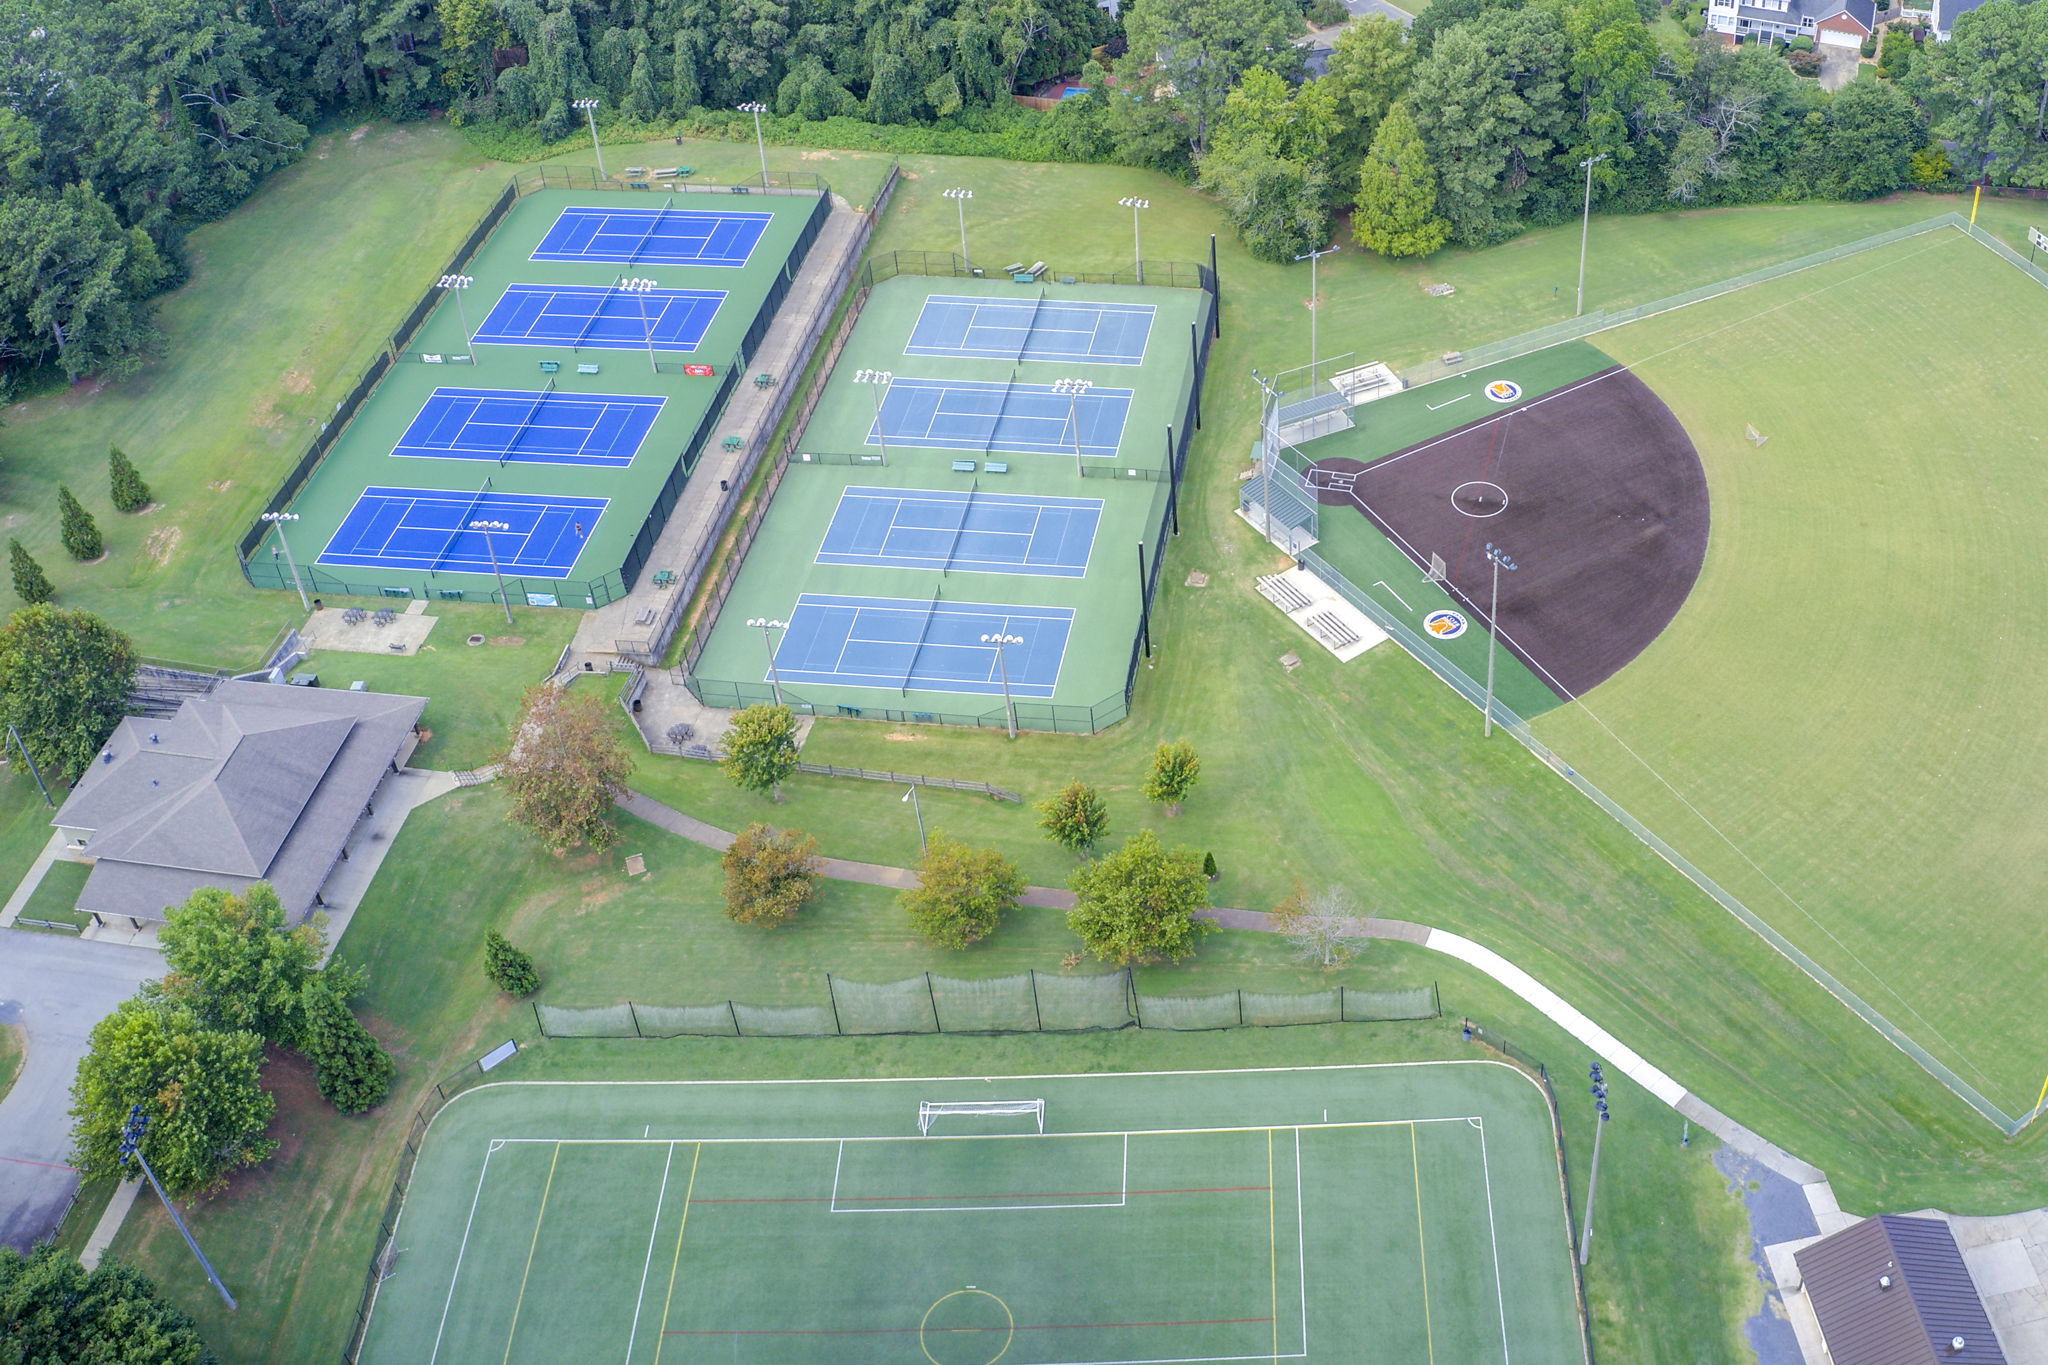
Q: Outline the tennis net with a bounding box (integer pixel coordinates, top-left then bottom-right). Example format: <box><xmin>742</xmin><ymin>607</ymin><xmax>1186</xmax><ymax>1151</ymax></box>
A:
<box><xmin>430</xmin><ymin>476</ymin><xmax>494</xmax><ymax>571</ymax></box>
<box><xmin>984</xmin><ymin>365</ymin><xmax>1021</xmax><ymax>454</ymax></box>
<box><xmin>1010</xmin><ymin>285</ymin><xmax>1046</xmax><ymax>363</ymax></box>
<box><xmin>623</xmin><ymin>197</ymin><xmax>669</xmax><ymax>269</ymax></box>
<box><xmin>941</xmin><ymin>477</ymin><xmax>978</xmax><ymax>577</ymax></box>
<box><xmin>900</xmin><ymin>584</ymin><xmax>944</xmax><ymax>695</ymax></box>
<box><xmin>499</xmin><ymin>378</ymin><xmax>556</xmax><ymax>466</ymax></box>
<box><xmin>570</xmin><ymin>281</ymin><xmax>615</xmax><ymax>351</ymax></box>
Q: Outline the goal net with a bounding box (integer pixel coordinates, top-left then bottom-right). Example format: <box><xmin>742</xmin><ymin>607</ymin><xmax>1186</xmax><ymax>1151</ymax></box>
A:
<box><xmin>918</xmin><ymin>1099</ymin><xmax>1045</xmax><ymax>1135</ymax></box>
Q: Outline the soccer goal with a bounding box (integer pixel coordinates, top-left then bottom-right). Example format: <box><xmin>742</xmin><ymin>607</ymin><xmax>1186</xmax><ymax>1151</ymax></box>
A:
<box><xmin>917</xmin><ymin>1098</ymin><xmax>1045</xmax><ymax>1135</ymax></box>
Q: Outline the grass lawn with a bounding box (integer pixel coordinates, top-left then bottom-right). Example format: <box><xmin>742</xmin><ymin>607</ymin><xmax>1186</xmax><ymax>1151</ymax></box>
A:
<box><xmin>111</xmin><ymin>787</ymin><xmax>1759</xmax><ymax>1365</ymax></box>
<box><xmin>1534</xmin><ymin>227</ymin><xmax>2048</xmax><ymax>1115</ymax></box>
<box><xmin>15</xmin><ymin>859</ymin><xmax>89</xmax><ymax>931</ymax></box>
<box><xmin>0</xmin><ymin>1022</ymin><xmax>22</xmax><ymax>1105</ymax></box>
<box><xmin>0</xmin><ymin>766</ymin><xmax>56</xmax><ymax>900</ymax></box>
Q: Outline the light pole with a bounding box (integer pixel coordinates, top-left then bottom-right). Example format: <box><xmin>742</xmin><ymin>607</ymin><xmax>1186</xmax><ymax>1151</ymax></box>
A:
<box><xmin>854</xmin><ymin>369</ymin><xmax>893</xmax><ymax>461</ymax></box>
<box><xmin>120</xmin><ymin>1106</ymin><xmax>236</xmax><ymax>1309</ymax></box>
<box><xmin>1579</xmin><ymin>1063</ymin><xmax>1611</xmax><ymax>1266</ymax></box>
<box><xmin>619</xmin><ymin>276</ymin><xmax>659</xmax><ymax>374</ymax></box>
<box><xmin>737</xmin><ymin>102</ymin><xmax>770</xmax><ymax>187</ymax></box>
<box><xmin>470</xmin><ymin>520</ymin><xmax>514</xmax><ymax>625</ymax></box>
<box><xmin>1052</xmin><ymin>377</ymin><xmax>1093</xmax><ymax>478</ymax></box>
<box><xmin>260</xmin><ymin>511</ymin><xmax>309</xmax><ymax>612</ymax></box>
<box><xmin>437</xmin><ymin>274</ymin><xmax>476</xmax><ymax>355</ymax></box>
<box><xmin>901</xmin><ymin>785</ymin><xmax>926</xmax><ymax>855</ymax></box>
<box><xmin>572</xmin><ymin>98</ymin><xmax>606</xmax><ymax>179</ymax></box>
<box><xmin>1482</xmin><ymin>541</ymin><xmax>1517</xmax><ymax>737</ymax></box>
<box><xmin>1576</xmin><ymin>152</ymin><xmax>1609</xmax><ymax>318</ymax></box>
<box><xmin>1293</xmin><ymin>242</ymin><xmax>1339</xmax><ymax>389</ymax></box>
<box><xmin>747</xmin><ymin>617</ymin><xmax>787</xmax><ymax>705</ymax></box>
<box><xmin>942</xmin><ymin>188</ymin><xmax>973</xmax><ymax>268</ymax></box>
<box><xmin>981</xmin><ymin>633</ymin><xmax>1023</xmax><ymax>738</ymax></box>
<box><xmin>1117</xmin><ymin>196</ymin><xmax>1149</xmax><ymax>283</ymax></box>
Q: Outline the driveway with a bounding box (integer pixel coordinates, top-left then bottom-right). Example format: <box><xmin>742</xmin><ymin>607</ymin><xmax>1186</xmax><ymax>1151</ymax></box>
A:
<box><xmin>0</xmin><ymin>931</ymin><xmax>158</xmax><ymax>1250</ymax></box>
<box><xmin>1819</xmin><ymin>44</ymin><xmax>1863</xmax><ymax>92</ymax></box>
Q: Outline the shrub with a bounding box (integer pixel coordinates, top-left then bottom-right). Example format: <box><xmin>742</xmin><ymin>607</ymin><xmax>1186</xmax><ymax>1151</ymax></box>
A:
<box><xmin>8</xmin><ymin>540</ymin><xmax>50</xmax><ymax>605</ymax></box>
<box><xmin>1307</xmin><ymin>0</ymin><xmax>1350</xmax><ymax>25</ymax></box>
<box><xmin>1789</xmin><ymin>47</ymin><xmax>1823</xmax><ymax>73</ymax></box>
<box><xmin>1787</xmin><ymin>34</ymin><xmax>1815</xmax><ymax>51</ymax></box>
<box><xmin>107</xmin><ymin>446</ymin><xmax>151</xmax><ymax>512</ymax></box>
<box><xmin>1142</xmin><ymin>740</ymin><xmax>1201</xmax><ymax>815</ymax></box>
<box><xmin>1860</xmin><ymin>34</ymin><xmax>1877</xmax><ymax>56</ymax></box>
<box><xmin>1202</xmin><ymin>851</ymin><xmax>1219</xmax><ymax>881</ymax></box>
<box><xmin>484</xmin><ymin>931</ymin><xmax>541</xmax><ymax>995</ymax></box>
<box><xmin>1036</xmin><ymin>780</ymin><xmax>1109</xmax><ymax>855</ymax></box>
<box><xmin>56</xmin><ymin>486</ymin><xmax>101</xmax><ymax>561</ymax></box>
<box><xmin>298</xmin><ymin>973</ymin><xmax>396</xmax><ymax>1113</ymax></box>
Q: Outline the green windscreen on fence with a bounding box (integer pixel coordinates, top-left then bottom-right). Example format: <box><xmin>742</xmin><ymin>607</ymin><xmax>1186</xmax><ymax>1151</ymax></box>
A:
<box><xmin>1138</xmin><ymin>992</ymin><xmax>1243</xmax><ymax>1030</ymax></box>
<box><xmin>1342</xmin><ymin>986</ymin><xmax>1439</xmax><ymax>1021</ymax></box>
<box><xmin>1241</xmin><ymin>988</ymin><xmax>1342</xmax><ymax>1027</ymax></box>
<box><xmin>732</xmin><ymin>1003</ymin><xmax>837</xmax><ymax>1036</ymax></box>
<box><xmin>534</xmin><ymin>1004</ymin><xmax>637</xmax><ymax>1038</ymax></box>
<box><xmin>634</xmin><ymin>1003</ymin><xmax>742</xmax><ymax>1037</ymax></box>
<box><xmin>929</xmin><ymin>974</ymin><xmax>1042</xmax><ymax>1032</ymax></box>
<box><xmin>1033</xmin><ymin>971</ymin><xmax>1136</xmax><ymax>1031</ymax></box>
<box><xmin>831</xmin><ymin>976</ymin><xmax>939</xmax><ymax>1034</ymax></box>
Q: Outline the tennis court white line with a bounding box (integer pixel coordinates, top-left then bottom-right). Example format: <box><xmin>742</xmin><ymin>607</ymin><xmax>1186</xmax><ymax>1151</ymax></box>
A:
<box><xmin>622</xmin><ymin>1140</ymin><xmax>677</xmax><ymax>1365</ymax></box>
<box><xmin>1474</xmin><ymin>1117</ymin><xmax>1518</xmax><ymax>1365</ymax></box>
<box><xmin>427</xmin><ymin>1139</ymin><xmax>500</xmax><ymax>1365</ymax></box>
<box><xmin>1294</xmin><ymin>1127</ymin><xmax>1308</xmax><ymax>1354</ymax></box>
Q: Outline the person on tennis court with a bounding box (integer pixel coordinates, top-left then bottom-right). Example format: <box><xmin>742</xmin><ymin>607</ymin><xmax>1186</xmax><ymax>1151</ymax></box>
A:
<box><xmin>574</xmin><ymin>521</ymin><xmax>585</xmax><ymax>539</ymax></box>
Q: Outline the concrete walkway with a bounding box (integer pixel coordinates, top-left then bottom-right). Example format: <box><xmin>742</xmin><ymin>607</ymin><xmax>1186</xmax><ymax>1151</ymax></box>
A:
<box><xmin>0</xmin><ymin>830</ymin><xmax>72</xmax><ymax>930</ymax></box>
<box><xmin>315</xmin><ymin>767</ymin><xmax>460</xmax><ymax>963</ymax></box>
<box><xmin>618</xmin><ymin>785</ymin><xmax>1831</xmax><ymax>1191</ymax></box>
<box><xmin>566</xmin><ymin>197</ymin><xmax>871</xmax><ymax>676</ymax></box>
<box><xmin>79</xmin><ymin>1179</ymin><xmax>140</xmax><ymax>1271</ymax></box>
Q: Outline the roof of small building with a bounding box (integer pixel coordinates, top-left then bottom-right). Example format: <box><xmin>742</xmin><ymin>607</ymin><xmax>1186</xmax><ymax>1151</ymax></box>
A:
<box><xmin>1733</xmin><ymin>0</ymin><xmax>1875</xmax><ymax>27</ymax></box>
<box><xmin>1795</xmin><ymin>1215</ymin><xmax>2007</xmax><ymax>1365</ymax></box>
<box><xmin>55</xmin><ymin>681</ymin><xmax>424</xmax><ymax>923</ymax></box>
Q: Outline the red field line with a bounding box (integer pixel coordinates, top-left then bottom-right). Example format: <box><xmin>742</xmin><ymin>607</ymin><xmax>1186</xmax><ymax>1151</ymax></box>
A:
<box><xmin>688</xmin><ymin>1184</ymin><xmax>1270</xmax><ymax>1205</ymax></box>
<box><xmin>664</xmin><ymin>1315</ymin><xmax>1275</xmax><ymax>1337</ymax></box>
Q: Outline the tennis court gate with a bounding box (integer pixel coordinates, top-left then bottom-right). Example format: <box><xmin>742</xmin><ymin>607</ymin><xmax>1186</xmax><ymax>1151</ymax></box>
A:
<box><xmin>674</xmin><ymin>241</ymin><xmax>1221</xmax><ymax>734</ymax></box>
<box><xmin>533</xmin><ymin>969</ymin><xmax>1438</xmax><ymax>1038</ymax></box>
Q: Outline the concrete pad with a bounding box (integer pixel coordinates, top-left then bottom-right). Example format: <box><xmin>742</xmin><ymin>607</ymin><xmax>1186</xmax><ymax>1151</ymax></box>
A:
<box><xmin>1969</xmin><ymin>1238</ymin><xmax>2040</xmax><ymax>1297</ymax></box>
<box><xmin>299</xmin><ymin>606</ymin><xmax>438</xmax><ymax>656</ymax></box>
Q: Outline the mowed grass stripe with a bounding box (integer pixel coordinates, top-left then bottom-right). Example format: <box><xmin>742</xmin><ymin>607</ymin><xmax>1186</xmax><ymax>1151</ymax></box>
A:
<box><xmin>1538</xmin><ymin>229</ymin><xmax>2048</xmax><ymax>1109</ymax></box>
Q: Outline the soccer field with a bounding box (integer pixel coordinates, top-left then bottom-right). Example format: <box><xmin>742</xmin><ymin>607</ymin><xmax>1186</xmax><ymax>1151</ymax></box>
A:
<box><xmin>359</xmin><ymin>1065</ymin><xmax>1585</xmax><ymax>1365</ymax></box>
<box><xmin>1532</xmin><ymin>228</ymin><xmax>2048</xmax><ymax>1116</ymax></box>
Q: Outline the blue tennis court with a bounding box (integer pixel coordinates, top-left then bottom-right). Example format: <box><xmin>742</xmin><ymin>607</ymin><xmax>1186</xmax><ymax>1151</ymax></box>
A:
<box><xmin>871</xmin><ymin>378</ymin><xmax>1133</xmax><ymax>458</ymax></box>
<box><xmin>530</xmin><ymin>205</ymin><xmax>771</xmax><ymax>267</ymax></box>
<box><xmin>471</xmin><ymin>283</ymin><xmax>725</xmax><ymax>351</ymax></box>
<box><xmin>816</xmin><ymin>486</ymin><xmax>1102</xmax><ymax>577</ymax></box>
<box><xmin>392</xmin><ymin>387</ymin><xmax>664</xmax><ymax>468</ymax></box>
<box><xmin>771</xmin><ymin>593</ymin><xmax>1074</xmax><ymax>698</ymax></box>
<box><xmin>905</xmin><ymin>294</ymin><xmax>1156</xmax><ymax>366</ymax></box>
<box><xmin>317</xmin><ymin>486</ymin><xmax>607</xmax><ymax>577</ymax></box>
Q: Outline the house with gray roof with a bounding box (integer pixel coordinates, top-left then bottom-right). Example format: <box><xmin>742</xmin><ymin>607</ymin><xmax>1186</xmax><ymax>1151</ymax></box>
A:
<box><xmin>1793</xmin><ymin>1214</ymin><xmax>2010</xmax><ymax>1364</ymax></box>
<box><xmin>1707</xmin><ymin>0</ymin><xmax>1878</xmax><ymax>45</ymax></box>
<box><xmin>53</xmin><ymin>680</ymin><xmax>425</xmax><ymax>928</ymax></box>
<box><xmin>1929</xmin><ymin>0</ymin><xmax>1990</xmax><ymax>38</ymax></box>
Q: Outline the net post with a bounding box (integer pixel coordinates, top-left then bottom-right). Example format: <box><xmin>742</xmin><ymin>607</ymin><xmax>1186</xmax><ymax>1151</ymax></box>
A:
<box><xmin>1433</xmin><ymin>981</ymin><xmax>1442</xmax><ymax>1017</ymax></box>
<box><xmin>1209</xmin><ymin>234</ymin><xmax>1221</xmax><ymax>338</ymax></box>
<box><xmin>1237</xmin><ymin>989</ymin><xmax>1245</xmax><ymax>1027</ymax></box>
<box><xmin>1129</xmin><ymin>973</ymin><xmax>1145</xmax><ymax>1029</ymax></box>
<box><xmin>1029</xmin><ymin>969</ymin><xmax>1044</xmax><ymax>1031</ymax></box>
<box><xmin>1164</xmin><ymin>427</ymin><xmax>1179</xmax><ymax>536</ymax></box>
<box><xmin>1189</xmin><ymin>325</ymin><xmax>1202</xmax><ymax>429</ymax></box>
<box><xmin>925</xmin><ymin>972</ymin><xmax>942</xmax><ymax>1032</ymax></box>
<box><xmin>1135</xmin><ymin>542</ymin><xmax>1152</xmax><ymax>659</ymax></box>
<box><xmin>825</xmin><ymin>973</ymin><xmax>844</xmax><ymax>1034</ymax></box>
<box><xmin>727</xmin><ymin>999</ymin><xmax>741</xmax><ymax>1036</ymax></box>
<box><xmin>629</xmin><ymin>1001</ymin><xmax>643</xmax><ymax>1038</ymax></box>
<box><xmin>531</xmin><ymin>999</ymin><xmax>544</xmax><ymax>1036</ymax></box>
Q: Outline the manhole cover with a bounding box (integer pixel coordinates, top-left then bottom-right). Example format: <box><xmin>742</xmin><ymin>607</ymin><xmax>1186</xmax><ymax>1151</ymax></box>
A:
<box><xmin>466</xmin><ymin>634</ymin><xmax>486</xmax><ymax>646</ymax></box>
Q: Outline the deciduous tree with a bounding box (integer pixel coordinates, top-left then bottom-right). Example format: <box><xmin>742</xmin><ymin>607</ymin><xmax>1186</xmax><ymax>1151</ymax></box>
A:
<box><xmin>1271</xmin><ymin>883</ymin><xmax>1369</xmax><ymax>968</ymax></box>
<box><xmin>721</xmin><ymin>703</ymin><xmax>800</xmax><ymax>800</ymax></box>
<box><xmin>1036</xmin><ymin>779</ymin><xmax>1109</xmax><ymax>855</ymax></box>
<box><xmin>157</xmin><ymin>883</ymin><xmax>324</xmax><ymax>1043</ymax></box>
<box><xmin>1120</xmin><ymin>0</ymin><xmax>1305</xmax><ymax>156</ymax></box>
<box><xmin>69</xmin><ymin>999</ymin><xmax>275</xmax><ymax>1197</ymax></box>
<box><xmin>498</xmin><ymin>684</ymin><xmax>634</xmax><ymax>851</ymax></box>
<box><xmin>1353</xmin><ymin>102</ymin><xmax>1451</xmax><ymax>258</ymax></box>
<box><xmin>297</xmin><ymin>970</ymin><xmax>395</xmax><ymax>1114</ymax></box>
<box><xmin>0</xmin><ymin>604</ymin><xmax>136</xmax><ymax>782</ymax></box>
<box><xmin>902</xmin><ymin>833</ymin><xmax>1022</xmax><ymax>948</ymax></box>
<box><xmin>0</xmin><ymin>1245</ymin><xmax>217</xmax><ymax>1365</ymax></box>
<box><xmin>1142</xmin><ymin>739</ymin><xmax>1201</xmax><ymax>815</ymax></box>
<box><xmin>722</xmin><ymin>823</ymin><xmax>821</xmax><ymax>927</ymax></box>
<box><xmin>1066</xmin><ymin>829</ymin><xmax>1213</xmax><ymax>965</ymax></box>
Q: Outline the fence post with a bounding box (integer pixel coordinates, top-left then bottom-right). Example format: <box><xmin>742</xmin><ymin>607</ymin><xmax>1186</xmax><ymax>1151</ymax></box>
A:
<box><xmin>531</xmin><ymin>1000</ymin><xmax>543</xmax><ymax>1035</ymax></box>
<box><xmin>1209</xmin><ymin>234</ymin><xmax>1221</xmax><ymax>337</ymax></box>
<box><xmin>1237</xmin><ymin>989</ymin><xmax>1245</xmax><ymax>1027</ymax></box>
<box><xmin>925</xmin><ymin>972</ymin><xmax>942</xmax><ymax>1033</ymax></box>
<box><xmin>825</xmin><ymin>974</ymin><xmax>844</xmax><ymax>1034</ymax></box>
<box><xmin>1432</xmin><ymin>981</ymin><xmax>1442</xmax><ymax>1018</ymax></box>
<box><xmin>727</xmin><ymin>999</ymin><xmax>742</xmax><ymax>1036</ymax></box>
<box><xmin>629</xmin><ymin>1001</ymin><xmax>644</xmax><ymax>1038</ymax></box>
<box><xmin>1189</xmin><ymin>325</ymin><xmax>1202</xmax><ymax>430</ymax></box>
<box><xmin>1029</xmin><ymin>970</ymin><xmax>1044</xmax><ymax>1031</ymax></box>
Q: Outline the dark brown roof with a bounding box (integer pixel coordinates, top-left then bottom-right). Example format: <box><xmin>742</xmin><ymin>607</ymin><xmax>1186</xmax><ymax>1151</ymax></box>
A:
<box><xmin>1796</xmin><ymin>1216</ymin><xmax>2007</xmax><ymax>1365</ymax></box>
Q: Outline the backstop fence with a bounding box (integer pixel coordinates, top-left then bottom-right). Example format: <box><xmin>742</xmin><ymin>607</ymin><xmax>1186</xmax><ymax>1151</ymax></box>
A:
<box><xmin>534</xmin><ymin>971</ymin><xmax>1439</xmax><ymax>1038</ymax></box>
<box><xmin>1243</xmin><ymin>212</ymin><xmax>2046</xmax><ymax>1136</ymax></box>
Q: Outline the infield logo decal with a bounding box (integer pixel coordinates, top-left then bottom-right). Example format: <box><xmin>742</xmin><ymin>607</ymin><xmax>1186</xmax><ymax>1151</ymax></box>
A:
<box><xmin>1423</xmin><ymin>610</ymin><xmax>1468</xmax><ymax>639</ymax></box>
<box><xmin>1485</xmin><ymin>380</ymin><xmax>1522</xmax><ymax>403</ymax></box>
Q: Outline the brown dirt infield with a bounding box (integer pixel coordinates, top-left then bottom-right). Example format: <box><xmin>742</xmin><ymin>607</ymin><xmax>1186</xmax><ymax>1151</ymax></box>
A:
<box><xmin>1308</xmin><ymin>366</ymin><xmax>1708</xmax><ymax>699</ymax></box>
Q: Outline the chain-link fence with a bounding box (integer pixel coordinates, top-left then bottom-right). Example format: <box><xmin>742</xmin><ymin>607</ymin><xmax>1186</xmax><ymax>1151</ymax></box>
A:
<box><xmin>534</xmin><ymin>971</ymin><xmax>1439</xmax><ymax>1038</ymax></box>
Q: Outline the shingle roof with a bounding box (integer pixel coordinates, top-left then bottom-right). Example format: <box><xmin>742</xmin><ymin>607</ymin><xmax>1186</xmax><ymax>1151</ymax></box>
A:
<box><xmin>55</xmin><ymin>682</ymin><xmax>425</xmax><ymax>923</ymax></box>
<box><xmin>1795</xmin><ymin>1215</ymin><xmax>2008</xmax><ymax>1365</ymax></box>
<box><xmin>1733</xmin><ymin>0</ymin><xmax>1875</xmax><ymax>26</ymax></box>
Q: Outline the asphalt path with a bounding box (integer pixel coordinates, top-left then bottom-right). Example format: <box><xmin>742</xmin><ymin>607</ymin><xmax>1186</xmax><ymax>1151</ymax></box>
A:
<box><xmin>0</xmin><ymin>931</ymin><xmax>158</xmax><ymax>1250</ymax></box>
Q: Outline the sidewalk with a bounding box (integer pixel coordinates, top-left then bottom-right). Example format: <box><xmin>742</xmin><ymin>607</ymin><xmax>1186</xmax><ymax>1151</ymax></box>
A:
<box><xmin>0</xmin><ymin>830</ymin><xmax>71</xmax><ymax>931</ymax></box>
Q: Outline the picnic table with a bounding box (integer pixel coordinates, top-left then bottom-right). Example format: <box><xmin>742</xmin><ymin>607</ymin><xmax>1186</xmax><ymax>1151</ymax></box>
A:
<box><xmin>753</xmin><ymin>372</ymin><xmax>776</xmax><ymax>389</ymax></box>
<box><xmin>722</xmin><ymin>435</ymin><xmax>744</xmax><ymax>452</ymax></box>
<box><xmin>652</xmin><ymin>570</ymin><xmax>676</xmax><ymax>589</ymax></box>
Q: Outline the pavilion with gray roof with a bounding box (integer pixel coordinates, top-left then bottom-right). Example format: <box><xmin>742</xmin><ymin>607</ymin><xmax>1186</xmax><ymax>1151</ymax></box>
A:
<box><xmin>53</xmin><ymin>681</ymin><xmax>425</xmax><ymax>928</ymax></box>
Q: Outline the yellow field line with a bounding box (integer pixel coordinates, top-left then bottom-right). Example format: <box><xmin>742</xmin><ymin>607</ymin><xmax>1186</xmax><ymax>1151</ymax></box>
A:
<box><xmin>501</xmin><ymin>1141</ymin><xmax>561</xmax><ymax>1365</ymax></box>
<box><xmin>651</xmin><ymin>1142</ymin><xmax>703</xmax><ymax>1365</ymax></box>
<box><xmin>1267</xmin><ymin>1128</ymin><xmax>1280</xmax><ymax>1364</ymax></box>
<box><xmin>1411</xmin><ymin>1123</ymin><xmax>1435</xmax><ymax>1365</ymax></box>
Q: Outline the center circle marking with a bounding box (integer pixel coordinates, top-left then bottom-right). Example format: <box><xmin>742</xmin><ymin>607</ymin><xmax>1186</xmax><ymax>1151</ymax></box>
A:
<box><xmin>1451</xmin><ymin>480</ymin><xmax>1509</xmax><ymax>519</ymax></box>
<box><xmin>919</xmin><ymin>1288</ymin><xmax>1015</xmax><ymax>1365</ymax></box>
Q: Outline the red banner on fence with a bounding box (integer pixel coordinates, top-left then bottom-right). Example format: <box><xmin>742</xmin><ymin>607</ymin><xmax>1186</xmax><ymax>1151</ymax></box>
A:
<box><xmin>683</xmin><ymin>363</ymin><xmax>716</xmax><ymax>377</ymax></box>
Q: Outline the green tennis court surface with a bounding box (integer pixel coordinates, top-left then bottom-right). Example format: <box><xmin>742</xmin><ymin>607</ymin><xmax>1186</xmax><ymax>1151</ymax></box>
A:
<box><xmin>361</xmin><ymin>1065</ymin><xmax>1585</xmax><ymax>1365</ymax></box>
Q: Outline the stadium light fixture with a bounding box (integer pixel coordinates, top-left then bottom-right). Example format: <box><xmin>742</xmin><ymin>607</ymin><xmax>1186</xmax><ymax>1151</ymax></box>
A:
<box><xmin>853</xmin><ymin>369</ymin><xmax>893</xmax><ymax>463</ymax></box>
<box><xmin>120</xmin><ymin>1106</ymin><xmax>236</xmax><ymax>1309</ymax></box>
<box><xmin>1482</xmin><ymin>541</ymin><xmax>1517</xmax><ymax>737</ymax></box>
<box><xmin>436</xmin><ymin>273</ymin><xmax>477</xmax><ymax>355</ymax></box>
<box><xmin>1117</xmin><ymin>197</ymin><xmax>1149</xmax><ymax>283</ymax></box>
<box><xmin>1052</xmin><ymin>378</ymin><xmax>1093</xmax><ymax>478</ymax></box>
<box><xmin>901</xmin><ymin>784</ymin><xmax>927</xmax><ymax>853</ymax></box>
<box><xmin>259</xmin><ymin>510</ymin><xmax>309</xmax><ymax>612</ymax></box>
<box><xmin>618</xmin><ymin>276</ymin><xmax>660</xmax><ymax>374</ymax></box>
<box><xmin>737</xmin><ymin>102</ymin><xmax>771</xmax><ymax>187</ymax></box>
<box><xmin>942</xmin><ymin>188</ymin><xmax>973</xmax><ymax>268</ymax></box>
<box><xmin>746</xmin><ymin>617</ymin><xmax>788</xmax><ymax>706</ymax></box>
<box><xmin>572</xmin><ymin>97</ymin><xmax>606</xmax><ymax>179</ymax></box>
<box><xmin>981</xmin><ymin>633</ymin><xmax>1024</xmax><ymax>738</ymax></box>
<box><xmin>1293</xmin><ymin>243</ymin><xmax>1339</xmax><ymax>389</ymax></box>
<box><xmin>1576</xmin><ymin>153</ymin><xmax>1610</xmax><ymax>317</ymax></box>
<box><xmin>470</xmin><ymin>520</ymin><xmax>514</xmax><ymax>625</ymax></box>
